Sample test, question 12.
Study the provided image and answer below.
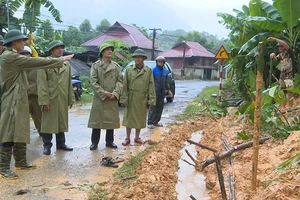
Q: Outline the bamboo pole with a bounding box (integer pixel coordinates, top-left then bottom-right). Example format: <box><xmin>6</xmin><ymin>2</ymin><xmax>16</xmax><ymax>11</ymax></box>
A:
<box><xmin>251</xmin><ymin>41</ymin><xmax>265</xmax><ymax>191</ymax></box>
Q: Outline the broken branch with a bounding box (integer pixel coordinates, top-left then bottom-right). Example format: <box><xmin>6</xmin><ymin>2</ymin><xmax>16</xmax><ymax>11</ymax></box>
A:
<box><xmin>193</xmin><ymin>136</ymin><xmax>271</xmax><ymax>170</ymax></box>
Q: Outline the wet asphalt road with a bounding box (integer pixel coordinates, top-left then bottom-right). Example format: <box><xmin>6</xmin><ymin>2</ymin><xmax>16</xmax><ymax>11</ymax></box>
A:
<box><xmin>0</xmin><ymin>80</ymin><xmax>218</xmax><ymax>200</ymax></box>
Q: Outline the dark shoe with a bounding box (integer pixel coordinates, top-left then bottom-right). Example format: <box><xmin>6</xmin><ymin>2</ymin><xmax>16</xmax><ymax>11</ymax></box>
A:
<box><xmin>106</xmin><ymin>143</ymin><xmax>118</xmax><ymax>149</ymax></box>
<box><xmin>43</xmin><ymin>147</ymin><xmax>51</xmax><ymax>155</ymax></box>
<box><xmin>90</xmin><ymin>144</ymin><xmax>98</xmax><ymax>150</ymax></box>
<box><xmin>0</xmin><ymin>169</ymin><xmax>18</xmax><ymax>180</ymax></box>
<box><xmin>57</xmin><ymin>145</ymin><xmax>73</xmax><ymax>151</ymax></box>
<box><xmin>15</xmin><ymin>163</ymin><xmax>37</xmax><ymax>170</ymax></box>
<box><xmin>100</xmin><ymin>157</ymin><xmax>118</xmax><ymax>168</ymax></box>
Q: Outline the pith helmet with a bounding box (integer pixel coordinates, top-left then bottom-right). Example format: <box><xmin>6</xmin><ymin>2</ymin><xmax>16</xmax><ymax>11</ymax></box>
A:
<box><xmin>48</xmin><ymin>40</ymin><xmax>65</xmax><ymax>52</ymax></box>
<box><xmin>0</xmin><ymin>35</ymin><xmax>4</xmax><ymax>43</ymax></box>
<box><xmin>132</xmin><ymin>49</ymin><xmax>147</xmax><ymax>59</ymax></box>
<box><xmin>99</xmin><ymin>43</ymin><xmax>114</xmax><ymax>54</ymax></box>
<box><xmin>3</xmin><ymin>30</ymin><xmax>28</xmax><ymax>45</ymax></box>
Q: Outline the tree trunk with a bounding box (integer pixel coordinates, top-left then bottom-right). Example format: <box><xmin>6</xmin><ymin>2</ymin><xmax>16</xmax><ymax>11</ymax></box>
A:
<box><xmin>252</xmin><ymin>41</ymin><xmax>265</xmax><ymax>191</ymax></box>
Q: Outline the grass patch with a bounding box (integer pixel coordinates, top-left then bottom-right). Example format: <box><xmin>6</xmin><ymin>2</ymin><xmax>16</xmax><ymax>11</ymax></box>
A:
<box><xmin>75</xmin><ymin>93</ymin><xmax>93</xmax><ymax>105</ymax></box>
<box><xmin>177</xmin><ymin>85</ymin><xmax>221</xmax><ymax>120</ymax></box>
<box><xmin>113</xmin><ymin>144</ymin><xmax>157</xmax><ymax>180</ymax></box>
<box><xmin>89</xmin><ymin>144</ymin><xmax>158</xmax><ymax>199</ymax></box>
<box><xmin>88</xmin><ymin>182</ymin><xmax>109</xmax><ymax>200</ymax></box>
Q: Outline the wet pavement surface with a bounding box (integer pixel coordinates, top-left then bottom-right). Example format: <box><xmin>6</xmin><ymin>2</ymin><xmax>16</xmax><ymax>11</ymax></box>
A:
<box><xmin>0</xmin><ymin>80</ymin><xmax>218</xmax><ymax>200</ymax></box>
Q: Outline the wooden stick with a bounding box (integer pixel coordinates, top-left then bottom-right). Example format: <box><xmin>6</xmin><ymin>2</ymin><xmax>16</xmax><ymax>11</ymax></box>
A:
<box><xmin>215</xmin><ymin>154</ymin><xmax>227</xmax><ymax>200</ymax></box>
<box><xmin>197</xmin><ymin>136</ymin><xmax>271</xmax><ymax>170</ymax></box>
<box><xmin>187</xmin><ymin>139</ymin><xmax>218</xmax><ymax>153</ymax></box>
<box><xmin>202</xmin><ymin>99</ymin><xmax>218</xmax><ymax>122</ymax></box>
<box><xmin>185</xmin><ymin>149</ymin><xmax>198</xmax><ymax>165</ymax></box>
<box><xmin>274</xmin><ymin>106</ymin><xmax>290</xmax><ymax>126</ymax></box>
<box><xmin>280</xmin><ymin>106</ymin><xmax>300</xmax><ymax>114</ymax></box>
<box><xmin>183</xmin><ymin>159</ymin><xmax>196</xmax><ymax>167</ymax></box>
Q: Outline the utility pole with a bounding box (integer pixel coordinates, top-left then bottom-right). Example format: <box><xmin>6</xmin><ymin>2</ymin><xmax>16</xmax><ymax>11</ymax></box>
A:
<box><xmin>149</xmin><ymin>28</ymin><xmax>161</xmax><ymax>60</ymax></box>
<box><xmin>6</xmin><ymin>0</ymin><xmax>9</xmax><ymax>30</ymax></box>
<box><xmin>181</xmin><ymin>41</ymin><xmax>186</xmax><ymax>77</ymax></box>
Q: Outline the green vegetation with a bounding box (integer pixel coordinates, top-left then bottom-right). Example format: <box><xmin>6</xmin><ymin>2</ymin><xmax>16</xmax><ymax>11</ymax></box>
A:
<box><xmin>113</xmin><ymin>144</ymin><xmax>157</xmax><ymax>179</ymax></box>
<box><xmin>89</xmin><ymin>144</ymin><xmax>158</xmax><ymax>199</ymax></box>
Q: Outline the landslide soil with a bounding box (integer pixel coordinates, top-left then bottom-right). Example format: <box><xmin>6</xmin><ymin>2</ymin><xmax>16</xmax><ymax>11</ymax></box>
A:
<box><xmin>90</xmin><ymin>108</ymin><xmax>300</xmax><ymax>200</ymax></box>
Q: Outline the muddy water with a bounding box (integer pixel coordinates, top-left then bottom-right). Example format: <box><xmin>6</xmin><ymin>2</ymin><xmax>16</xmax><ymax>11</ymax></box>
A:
<box><xmin>176</xmin><ymin>131</ymin><xmax>210</xmax><ymax>200</ymax></box>
<box><xmin>0</xmin><ymin>80</ymin><xmax>218</xmax><ymax>199</ymax></box>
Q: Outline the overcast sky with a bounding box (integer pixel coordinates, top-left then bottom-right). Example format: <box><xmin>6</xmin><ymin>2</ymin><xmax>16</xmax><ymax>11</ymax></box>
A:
<box><xmin>39</xmin><ymin>0</ymin><xmax>274</xmax><ymax>38</ymax></box>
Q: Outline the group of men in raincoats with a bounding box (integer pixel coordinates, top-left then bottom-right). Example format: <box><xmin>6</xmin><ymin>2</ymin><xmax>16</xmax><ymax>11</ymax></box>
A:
<box><xmin>0</xmin><ymin>30</ymin><xmax>74</xmax><ymax>179</ymax></box>
<box><xmin>0</xmin><ymin>29</ymin><xmax>172</xmax><ymax>179</ymax></box>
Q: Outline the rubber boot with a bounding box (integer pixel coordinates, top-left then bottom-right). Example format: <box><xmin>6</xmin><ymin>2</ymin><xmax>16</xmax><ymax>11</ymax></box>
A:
<box><xmin>90</xmin><ymin>129</ymin><xmax>100</xmax><ymax>150</ymax></box>
<box><xmin>13</xmin><ymin>143</ymin><xmax>37</xmax><ymax>170</ymax></box>
<box><xmin>42</xmin><ymin>133</ymin><xmax>53</xmax><ymax>155</ymax></box>
<box><xmin>56</xmin><ymin>132</ymin><xmax>73</xmax><ymax>151</ymax></box>
<box><xmin>0</xmin><ymin>144</ymin><xmax>18</xmax><ymax>180</ymax></box>
<box><xmin>105</xmin><ymin>130</ymin><xmax>117</xmax><ymax>148</ymax></box>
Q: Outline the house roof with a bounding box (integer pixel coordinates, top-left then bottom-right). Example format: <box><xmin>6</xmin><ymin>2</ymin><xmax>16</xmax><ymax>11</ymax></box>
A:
<box><xmin>81</xmin><ymin>21</ymin><xmax>152</xmax><ymax>50</ymax></box>
<box><xmin>161</xmin><ymin>41</ymin><xmax>215</xmax><ymax>58</ymax></box>
<box><xmin>69</xmin><ymin>58</ymin><xmax>91</xmax><ymax>77</ymax></box>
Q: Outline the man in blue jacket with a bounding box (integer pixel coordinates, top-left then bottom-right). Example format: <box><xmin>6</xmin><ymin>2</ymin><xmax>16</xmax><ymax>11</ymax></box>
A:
<box><xmin>147</xmin><ymin>56</ymin><xmax>173</xmax><ymax>129</ymax></box>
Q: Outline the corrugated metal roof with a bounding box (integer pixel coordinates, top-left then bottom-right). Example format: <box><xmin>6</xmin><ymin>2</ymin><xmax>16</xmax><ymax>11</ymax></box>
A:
<box><xmin>69</xmin><ymin>59</ymin><xmax>91</xmax><ymax>77</ymax></box>
<box><xmin>81</xmin><ymin>21</ymin><xmax>152</xmax><ymax>49</ymax></box>
<box><xmin>161</xmin><ymin>41</ymin><xmax>215</xmax><ymax>58</ymax></box>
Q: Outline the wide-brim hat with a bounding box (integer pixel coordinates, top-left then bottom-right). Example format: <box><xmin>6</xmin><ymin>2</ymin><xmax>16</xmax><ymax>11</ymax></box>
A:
<box><xmin>99</xmin><ymin>43</ymin><xmax>114</xmax><ymax>54</ymax></box>
<box><xmin>48</xmin><ymin>40</ymin><xmax>65</xmax><ymax>52</ymax></box>
<box><xmin>132</xmin><ymin>49</ymin><xmax>147</xmax><ymax>59</ymax></box>
<box><xmin>3</xmin><ymin>30</ymin><xmax>28</xmax><ymax>45</ymax></box>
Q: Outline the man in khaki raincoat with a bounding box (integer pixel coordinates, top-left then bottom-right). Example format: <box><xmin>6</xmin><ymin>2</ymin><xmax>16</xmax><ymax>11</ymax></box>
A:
<box><xmin>88</xmin><ymin>43</ymin><xmax>123</xmax><ymax>150</ymax></box>
<box><xmin>120</xmin><ymin>49</ymin><xmax>156</xmax><ymax>146</ymax></box>
<box><xmin>0</xmin><ymin>30</ymin><xmax>73</xmax><ymax>180</ymax></box>
<box><xmin>37</xmin><ymin>40</ymin><xmax>74</xmax><ymax>155</ymax></box>
<box><xmin>20</xmin><ymin>46</ymin><xmax>42</xmax><ymax>135</ymax></box>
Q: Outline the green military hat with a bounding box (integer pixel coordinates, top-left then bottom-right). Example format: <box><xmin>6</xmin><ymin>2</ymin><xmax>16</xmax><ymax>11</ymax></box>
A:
<box><xmin>99</xmin><ymin>43</ymin><xmax>114</xmax><ymax>54</ymax></box>
<box><xmin>132</xmin><ymin>49</ymin><xmax>147</xmax><ymax>59</ymax></box>
<box><xmin>48</xmin><ymin>40</ymin><xmax>65</xmax><ymax>52</ymax></box>
<box><xmin>3</xmin><ymin>30</ymin><xmax>28</xmax><ymax>45</ymax></box>
<box><xmin>0</xmin><ymin>35</ymin><xmax>4</xmax><ymax>43</ymax></box>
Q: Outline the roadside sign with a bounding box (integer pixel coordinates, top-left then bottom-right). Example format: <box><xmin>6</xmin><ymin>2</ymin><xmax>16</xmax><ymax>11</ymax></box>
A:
<box><xmin>215</xmin><ymin>45</ymin><xmax>230</xmax><ymax>60</ymax></box>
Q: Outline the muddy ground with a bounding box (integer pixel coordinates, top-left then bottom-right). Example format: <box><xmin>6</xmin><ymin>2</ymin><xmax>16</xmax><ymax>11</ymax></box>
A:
<box><xmin>97</xmin><ymin>105</ymin><xmax>300</xmax><ymax>200</ymax></box>
<box><xmin>0</xmin><ymin>80</ymin><xmax>218</xmax><ymax>200</ymax></box>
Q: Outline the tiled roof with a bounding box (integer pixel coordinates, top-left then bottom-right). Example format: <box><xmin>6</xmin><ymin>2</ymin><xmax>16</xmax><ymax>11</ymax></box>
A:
<box><xmin>81</xmin><ymin>21</ymin><xmax>152</xmax><ymax>49</ymax></box>
<box><xmin>161</xmin><ymin>41</ymin><xmax>215</xmax><ymax>58</ymax></box>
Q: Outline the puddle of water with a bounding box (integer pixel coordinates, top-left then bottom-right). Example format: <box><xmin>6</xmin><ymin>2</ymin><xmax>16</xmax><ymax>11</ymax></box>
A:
<box><xmin>176</xmin><ymin>131</ymin><xmax>210</xmax><ymax>200</ymax></box>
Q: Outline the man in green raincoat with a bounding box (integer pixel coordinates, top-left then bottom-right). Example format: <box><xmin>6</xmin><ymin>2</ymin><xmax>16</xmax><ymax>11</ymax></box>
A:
<box><xmin>120</xmin><ymin>49</ymin><xmax>156</xmax><ymax>146</ymax></box>
<box><xmin>20</xmin><ymin>46</ymin><xmax>42</xmax><ymax>136</ymax></box>
<box><xmin>37</xmin><ymin>40</ymin><xmax>74</xmax><ymax>155</ymax></box>
<box><xmin>88</xmin><ymin>43</ymin><xmax>123</xmax><ymax>150</ymax></box>
<box><xmin>0</xmin><ymin>30</ymin><xmax>73</xmax><ymax>180</ymax></box>
<box><xmin>0</xmin><ymin>35</ymin><xmax>4</xmax><ymax>114</ymax></box>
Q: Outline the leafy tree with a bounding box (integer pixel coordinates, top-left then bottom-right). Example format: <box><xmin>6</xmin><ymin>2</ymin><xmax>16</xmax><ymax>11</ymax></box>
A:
<box><xmin>21</xmin><ymin>0</ymin><xmax>61</xmax><ymax>33</ymax></box>
<box><xmin>96</xmin><ymin>19</ymin><xmax>111</xmax><ymax>34</ymax></box>
<box><xmin>132</xmin><ymin>23</ymin><xmax>150</xmax><ymax>39</ymax></box>
<box><xmin>79</xmin><ymin>19</ymin><xmax>92</xmax><ymax>33</ymax></box>
<box><xmin>36</xmin><ymin>19</ymin><xmax>54</xmax><ymax>41</ymax></box>
<box><xmin>79</xmin><ymin>19</ymin><xmax>96</xmax><ymax>42</ymax></box>
<box><xmin>63</xmin><ymin>25</ymin><xmax>83</xmax><ymax>47</ymax></box>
